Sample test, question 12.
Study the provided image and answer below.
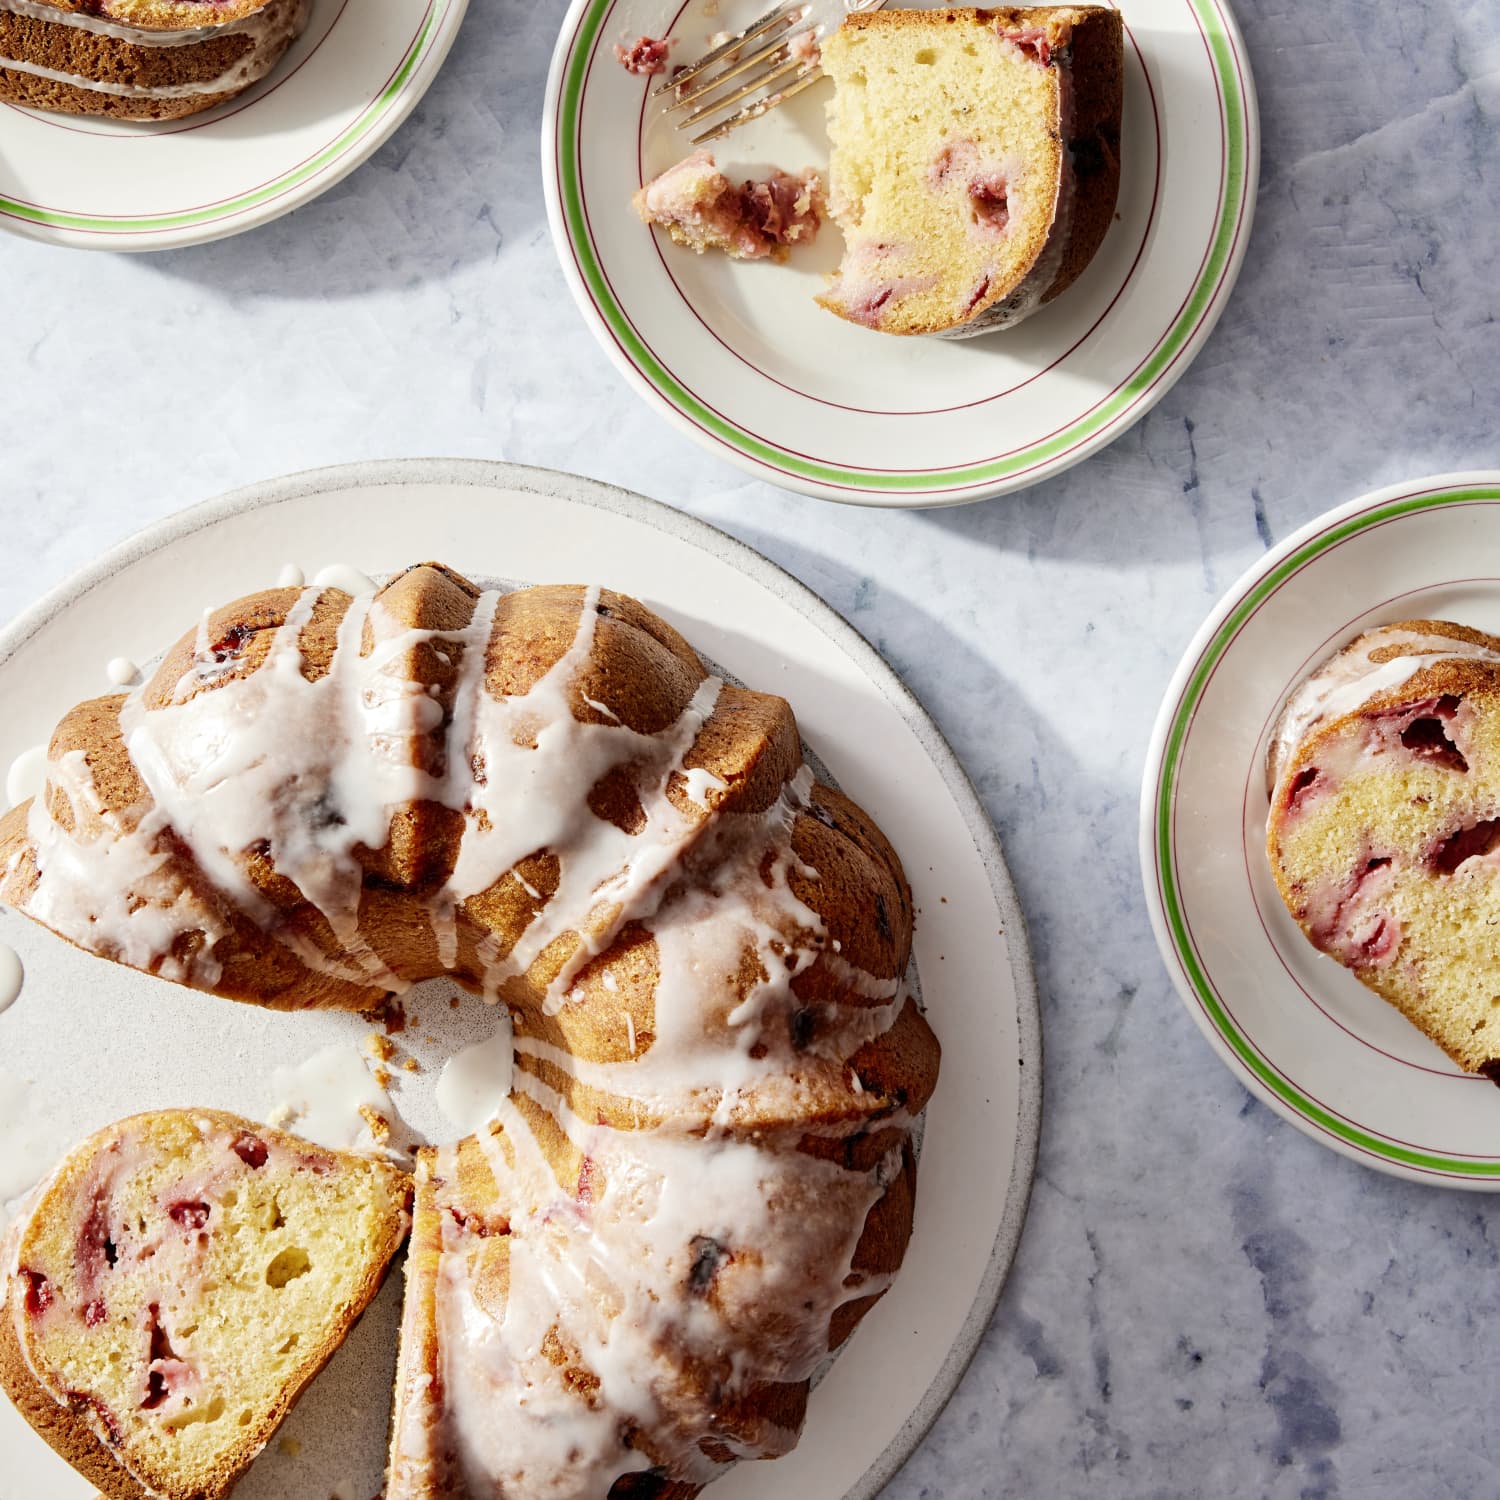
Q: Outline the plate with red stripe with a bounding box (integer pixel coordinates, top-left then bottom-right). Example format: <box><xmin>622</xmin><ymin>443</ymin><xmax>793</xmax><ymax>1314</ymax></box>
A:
<box><xmin>1143</xmin><ymin>473</ymin><xmax>1500</xmax><ymax>1188</ymax></box>
<box><xmin>0</xmin><ymin>0</ymin><xmax>467</xmax><ymax>251</ymax></box>
<box><xmin>543</xmin><ymin>0</ymin><xmax>1258</xmax><ymax>505</ymax></box>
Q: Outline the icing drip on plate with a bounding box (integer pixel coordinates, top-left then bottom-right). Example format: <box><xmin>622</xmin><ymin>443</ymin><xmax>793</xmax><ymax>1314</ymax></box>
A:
<box><xmin>5</xmin><ymin>745</ymin><xmax>47</xmax><ymax>810</ymax></box>
<box><xmin>434</xmin><ymin>1020</ymin><xmax>515</xmax><ymax>1134</ymax></box>
<box><xmin>0</xmin><ymin>942</ymin><xmax>20</xmax><ymax>1014</ymax></box>
<box><xmin>267</xmin><ymin>1041</ymin><xmax>411</xmax><ymax>1165</ymax></box>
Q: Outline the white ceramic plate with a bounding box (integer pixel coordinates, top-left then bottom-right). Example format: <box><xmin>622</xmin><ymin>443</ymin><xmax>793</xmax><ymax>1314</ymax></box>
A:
<box><xmin>0</xmin><ymin>0</ymin><xmax>468</xmax><ymax>251</ymax></box>
<box><xmin>542</xmin><ymin>0</ymin><xmax>1258</xmax><ymax>506</ymax></box>
<box><xmin>1142</xmin><ymin>473</ymin><xmax>1500</xmax><ymax>1189</ymax></box>
<box><xmin>0</xmin><ymin>459</ymin><xmax>1040</xmax><ymax>1498</ymax></box>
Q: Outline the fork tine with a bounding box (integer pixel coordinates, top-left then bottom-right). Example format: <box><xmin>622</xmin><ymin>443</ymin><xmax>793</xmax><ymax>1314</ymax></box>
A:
<box><xmin>649</xmin><ymin>0</ymin><xmax>803</xmax><ymax>98</ymax></box>
<box><xmin>664</xmin><ymin>29</ymin><xmax>801</xmax><ymax>113</ymax></box>
<box><xmin>677</xmin><ymin>51</ymin><xmax>811</xmax><ymax>130</ymax></box>
<box><xmin>687</xmin><ymin>66</ymin><xmax>825</xmax><ymax>145</ymax></box>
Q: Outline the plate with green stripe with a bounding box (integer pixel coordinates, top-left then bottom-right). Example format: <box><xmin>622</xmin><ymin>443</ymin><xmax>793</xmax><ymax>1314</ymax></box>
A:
<box><xmin>542</xmin><ymin>0</ymin><xmax>1257</xmax><ymax>505</ymax></box>
<box><xmin>1142</xmin><ymin>473</ymin><xmax>1500</xmax><ymax>1188</ymax></box>
<box><xmin>0</xmin><ymin>0</ymin><xmax>467</xmax><ymax>251</ymax></box>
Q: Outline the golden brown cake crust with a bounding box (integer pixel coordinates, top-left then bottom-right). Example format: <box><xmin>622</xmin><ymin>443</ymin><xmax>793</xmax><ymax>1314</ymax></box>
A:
<box><xmin>0</xmin><ymin>1304</ymin><xmax>150</xmax><ymax>1500</ymax></box>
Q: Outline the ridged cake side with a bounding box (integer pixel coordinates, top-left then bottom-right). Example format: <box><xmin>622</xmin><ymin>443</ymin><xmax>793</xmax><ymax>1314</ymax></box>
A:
<box><xmin>0</xmin><ymin>1109</ymin><xmax>410</xmax><ymax>1500</ymax></box>
<box><xmin>1267</xmin><ymin>620</ymin><xmax>1500</xmax><ymax>1077</ymax></box>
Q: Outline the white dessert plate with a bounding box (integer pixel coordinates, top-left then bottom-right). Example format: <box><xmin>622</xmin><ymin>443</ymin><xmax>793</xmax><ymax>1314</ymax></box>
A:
<box><xmin>0</xmin><ymin>459</ymin><xmax>1040</xmax><ymax>1498</ymax></box>
<box><xmin>1142</xmin><ymin>472</ymin><xmax>1500</xmax><ymax>1189</ymax></box>
<box><xmin>542</xmin><ymin>0</ymin><xmax>1258</xmax><ymax>506</ymax></box>
<box><xmin>0</xmin><ymin>0</ymin><xmax>468</xmax><ymax>251</ymax></box>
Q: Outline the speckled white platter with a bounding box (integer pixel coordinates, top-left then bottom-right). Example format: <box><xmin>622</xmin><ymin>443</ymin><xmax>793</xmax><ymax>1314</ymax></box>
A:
<box><xmin>0</xmin><ymin>459</ymin><xmax>1040</xmax><ymax>1498</ymax></box>
<box><xmin>542</xmin><ymin>0</ymin><xmax>1258</xmax><ymax>505</ymax></box>
<box><xmin>0</xmin><ymin>0</ymin><xmax>467</xmax><ymax>251</ymax></box>
<box><xmin>1142</xmin><ymin>473</ymin><xmax>1500</xmax><ymax>1190</ymax></box>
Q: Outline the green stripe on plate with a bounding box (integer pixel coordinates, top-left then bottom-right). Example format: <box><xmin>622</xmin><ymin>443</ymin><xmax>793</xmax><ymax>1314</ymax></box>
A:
<box><xmin>0</xmin><ymin>1</ymin><xmax>443</xmax><ymax>235</ymax></box>
<box><xmin>558</xmin><ymin>0</ymin><xmax>1250</xmax><ymax>489</ymax></box>
<box><xmin>1156</xmin><ymin>482</ymin><xmax>1500</xmax><ymax>1176</ymax></box>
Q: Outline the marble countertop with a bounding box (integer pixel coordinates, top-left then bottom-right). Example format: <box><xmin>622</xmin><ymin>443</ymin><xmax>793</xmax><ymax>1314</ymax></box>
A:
<box><xmin>2</xmin><ymin>0</ymin><xmax>1498</xmax><ymax>1495</ymax></box>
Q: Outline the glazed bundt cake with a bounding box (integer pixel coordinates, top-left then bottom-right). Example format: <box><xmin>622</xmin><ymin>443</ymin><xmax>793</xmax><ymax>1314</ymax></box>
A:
<box><xmin>0</xmin><ymin>563</ymin><xmax>941</xmax><ymax>1496</ymax></box>
<box><xmin>0</xmin><ymin>0</ymin><xmax>308</xmax><ymax>121</ymax></box>
<box><xmin>1267</xmin><ymin>620</ymin><xmax>1500</xmax><ymax>1079</ymax></box>
<box><xmin>0</xmin><ymin>1109</ymin><xmax>410</xmax><ymax>1500</ymax></box>
<box><xmin>818</xmin><ymin>6</ymin><xmax>1123</xmax><ymax>335</ymax></box>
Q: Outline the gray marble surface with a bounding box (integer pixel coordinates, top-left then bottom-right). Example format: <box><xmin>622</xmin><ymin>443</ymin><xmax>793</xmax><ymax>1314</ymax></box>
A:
<box><xmin>2</xmin><ymin>0</ymin><xmax>1499</xmax><ymax>1496</ymax></box>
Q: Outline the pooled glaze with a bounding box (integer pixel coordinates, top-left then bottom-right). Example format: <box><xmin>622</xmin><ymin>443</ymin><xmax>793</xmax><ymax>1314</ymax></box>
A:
<box><xmin>106</xmin><ymin>657</ymin><xmax>141</xmax><ymax>688</ymax></box>
<box><xmin>268</xmin><ymin>1041</ymin><xmax>409</xmax><ymax>1164</ymax></box>
<box><xmin>434</xmin><ymin>1022</ymin><xmax>515</xmax><ymax>1134</ymax></box>
<box><xmin>277</xmin><ymin>564</ymin><xmax>306</xmax><ymax>588</ymax></box>
<box><xmin>0</xmin><ymin>941</ymin><xmax>20</xmax><ymax>1014</ymax></box>
<box><xmin>5</xmin><ymin>745</ymin><xmax>46</xmax><ymax>810</ymax></box>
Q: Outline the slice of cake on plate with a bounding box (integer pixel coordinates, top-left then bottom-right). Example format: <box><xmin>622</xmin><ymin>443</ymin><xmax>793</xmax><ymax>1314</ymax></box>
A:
<box><xmin>0</xmin><ymin>0</ymin><xmax>309</xmax><ymax>121</ymax></box>
<box><xmin>818</xmin><ymin>5</ymin><xmax>1124</xmax><ymax>335</ymax></box>
<box><xmin>1</xmin><ymin>1109</ymin><xmax>410</xmax><ymax>1498</ymax></box>
<box><xmin>1267</xmin><ymin>620</ymin><xmax>1500</xmax><ymax>1080</ymax></box>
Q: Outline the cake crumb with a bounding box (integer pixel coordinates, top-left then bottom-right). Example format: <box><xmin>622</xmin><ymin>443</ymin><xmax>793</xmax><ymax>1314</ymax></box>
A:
<box><xmin>278</xmin><ymin>1435</ymin><xmax>302</xmax><ymax>1457</ymax></box>
<box><xmin>449</xmin><ymin>997</ymin><xmax>460</xmax><ymax>1009</ymax></box>
<box><xmin>358</xmin><ymin>1105</ymin><xmax>392</xmax><ymax>1146</ymax></box>
<box><xmin>615</xmin><ymin>35</ymin><xmax>672</xmax><ymax>75</ymax></box>
<box><xmin>403</xmin><ymin>1056</ymin><xmax>421</xmax><ymax>1073</ymax></box>
<box><xmin>373</xmin><ymin>1066</ymin><xmax>392</xmax><ymax>1090</ymax></box>
<box><xmin>267</xmin><ymin>1104</ymin><xmax>294</xmax><ymax>1128</ymax></box>
<box><xmin>364</xmin><ymin>996</ymin><xmax>407</xmax><ymax>1034</ymax></box>
<box><xmin>366</xmin><ymin>1032</ymin><xmax>395</xmax><ymax>1062</ymax></box>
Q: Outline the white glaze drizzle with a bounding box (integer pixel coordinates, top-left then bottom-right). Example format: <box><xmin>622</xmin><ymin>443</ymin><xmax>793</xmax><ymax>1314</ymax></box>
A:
<box><xmin>277</xmin><ymin>564</ymin><xmax>306</xmax><ymax>588</ymax></box>
<box><xmin>312</xmin><ymin>562</ymin><xmax>377</xmax><ymax>597</ymax></box>
<box><xmin>1267</xmin><ymin>624</ymin><xmax>1500</xmax><ymax>795</ymax></box>
<box><xmin>106</xmin><ymin>657</ymin><xmax>140</xmax><ymax>687</ymax></box>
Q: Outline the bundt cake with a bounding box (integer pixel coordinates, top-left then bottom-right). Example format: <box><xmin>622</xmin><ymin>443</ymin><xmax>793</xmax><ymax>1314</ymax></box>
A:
<box><xmin>818</xmin><ymin>5</ymin><xmax>1123</xmax><ymax>335</ymax></box>
<box><xmin>1267</xmin><ymin>620</ymin><xmax>1500</xmax><ymax>1080</ymax></box>
<box><xmin>634</xmin><ymin>150</ymin><xmax>824</xmax><ymax>262</ymax></box>
<box><xmin>0</xmin><ymin>0</ymin><xmax>308</xmax><ymax>121</ymax></box>
<box><xmin>0</xmin><ymin>563</ymin><xmax>941</xmax><ymax>1495</ymax></box>
<box><xmin>0</xmin><ymin>1109</ymin><xmax>410</xmax><ymax>1500</ymax></box>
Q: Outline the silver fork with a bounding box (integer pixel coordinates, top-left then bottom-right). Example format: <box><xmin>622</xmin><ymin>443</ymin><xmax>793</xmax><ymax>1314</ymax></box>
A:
<box><xmin>653</xmin><ymin>0</ymin><xmax>887</xmax><ymax>146</ymax></box>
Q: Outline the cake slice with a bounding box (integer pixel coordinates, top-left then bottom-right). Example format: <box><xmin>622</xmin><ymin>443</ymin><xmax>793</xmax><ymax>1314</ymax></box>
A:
<box><xmin>1</xmin><ymin>1109</ymin><xmax>411</xmax><ymax>1499</ymax></box>
<box><xmin>0</xmin><ymin>0</ymin><xmax>308</xmax><ymax>122</ymax></box>
<box><xmin>1267</xmin><ymin>621</ymin><xmax>1500</xmax><ymax>1078</ymax></box>
<box><xmin>818</xmin><ymin>5</ymin><xmax>1123</xmax><ymax>335</ymax></box>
